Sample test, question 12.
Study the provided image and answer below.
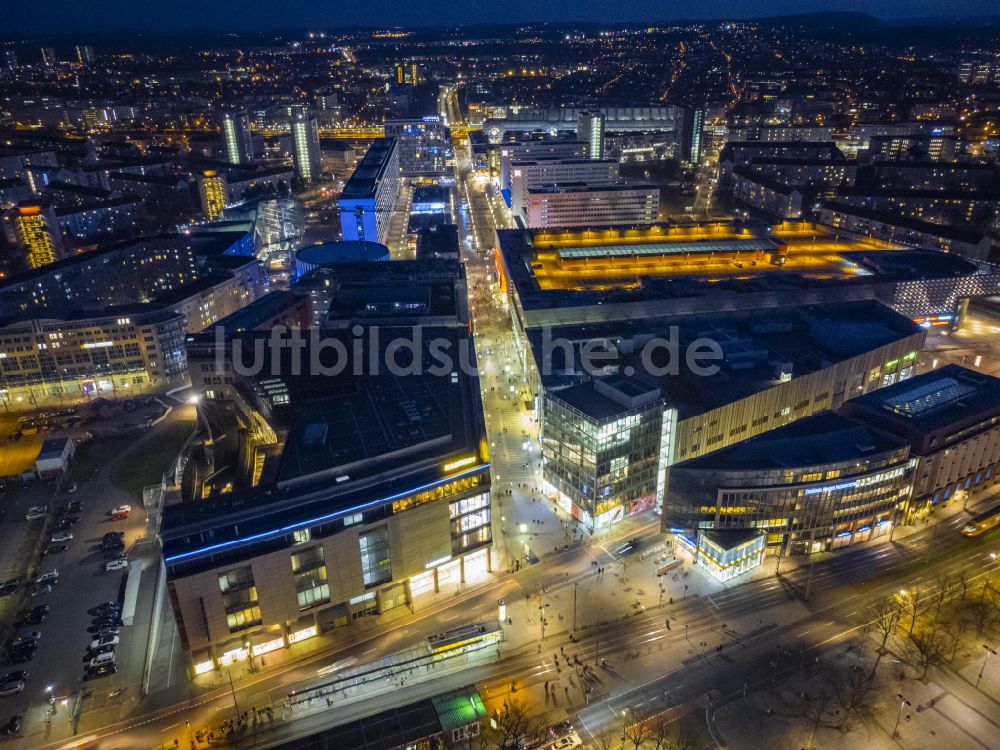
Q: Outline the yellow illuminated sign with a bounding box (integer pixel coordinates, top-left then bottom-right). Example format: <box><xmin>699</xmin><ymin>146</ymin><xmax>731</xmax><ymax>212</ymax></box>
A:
<box><xmin>443</xmin><ymin>456</ymin><xmax>477</xmax><ymax>472</ymax></box>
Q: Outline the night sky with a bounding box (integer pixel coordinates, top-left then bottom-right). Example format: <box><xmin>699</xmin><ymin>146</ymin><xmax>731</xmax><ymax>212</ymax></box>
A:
<box><xmin>6</xmin><ymin>0</ymin><xmax>1000</xmax><ymax>36</ymax></box>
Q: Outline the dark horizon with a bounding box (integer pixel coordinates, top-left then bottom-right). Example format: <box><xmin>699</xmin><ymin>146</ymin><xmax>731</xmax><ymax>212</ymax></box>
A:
<box><xmin>5</xmin><ymin>2</ymin><xmax>1000</xmax><ymax>38</ymax></box>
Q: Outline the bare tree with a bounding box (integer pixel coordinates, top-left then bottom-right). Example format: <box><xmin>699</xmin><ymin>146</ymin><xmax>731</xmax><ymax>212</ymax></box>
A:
<box><xmin>903</xmin><ymin>623</ymin><xmax>948</xmax><ymax>679</ymax></box>
<box><xmin>589</xmin><ymin>727</ymin><xmax>622</xmax><ymax>750</ymax></box>
<box><xmin>865</xmin><ymin>594</ymin><xmax>902</xmax><ymax>677</ymax></box>
<box><xmin>954</xmin><ymin>569</ymin><xmax>975</xmax><ymax>605</ymax></box>
<box><xmin>619</xmin><ymin>707</ymin><xmax>653</xmax><ymax>750</ymax></box>
<box><xmin>900</xmin><ymin>586</ymin><xmax>925</xmax><ymax>637</ymax></box>
<box><xmin>647</xmin><ymin>717</ymin><xmax>696</xmax><ymax>750</ymax></box>
<box><xmin>831</xmin><ymin>661</ymin><xmax>882</xmax><ymax>731</ymax></box>
<box><xmin>931</xmin><ymin>572</ymin><xmax>958</xmax><ymax>622</ymax></box>
<box><xmin>477</xmin><ymin>699</ymin><xmax>547</xmax><ymax>750</ymax></box>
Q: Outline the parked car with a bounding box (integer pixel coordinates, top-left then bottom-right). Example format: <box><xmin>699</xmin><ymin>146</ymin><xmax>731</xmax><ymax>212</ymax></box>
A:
<box><xmin>0</xmin><ymin>579</ymin><xmax>20</xmax><ymax>597</ymax></box>
<box><xmin>67</xmin><ymin>482</ymin><xmax>78</xmax><ymax>494</ymax></box>
<box><xmin>24</xmin><ymin>506</ymin><xmax>47</xmax><ymax>521</ymax></box>
<box><xmin>104</xmin><ymin>558</ymin><xmax>128</xmax><ymax>572</ymax></box>
<box><xmin>49</xmin><ymin>531</ymin><xmax>72</xmax><ymax>544</ymax></box>
<box><xmin>89</xmin><ymin>634</ymin><xmax>119</xmax><ymax>650</ymax></box>
<box><xmin>11</xmin><ymin>632</ymin><xmax>40</xmax><ymax>646</ymax></box>
<box><xmin>91</xmin><ymin>615</ymin><xmax>122</xmax><ymax>629</ymax></box>
<box><xmin>88</xmin><ymin>652</ymin><xmax>115</xmax><ymax>669</ymax></box>
<box><xmin>55</xmin><ymin>517</ymin><xmax>79</xmax><ymax>530</ymax></box>
<box><xmin>34</xmin><ymin>570</ymin><xmax>58</xmax><ymax>585</ymax></box>
<box><xmin>87</xmin><ymin>644</ymin><xmax>116</xmax><ymax>659</ymax></box>
<box><xmin>13</xmin><ymin>607</ymin><xmax>47</xmax><ymax>627</ymax></box>
<box><xmin>1</xmin><ymin>714</ymin><xmax>21</xmax><ymax>735</ymax></box>
<box><xmin>42</xmin><ymin>544</ymin><xmax>68</xmax><ymax>557</ymax></box>
<box><xmin>29</xmin><ymin>584</ymin><xmax>53</xmax><ymax>598</ymax></box>
<box><xmin>0</xmin><ymin>682</ymin><xmax>23</xmax><ymax>698</ymax></box>
<box><xmin>83</xmin><ymin>663</ymin><xmax>116</xmax><ymax>680</ymax></box>
<box><xmin>110</xmin><ymin>505</ymin><xmax>131</xmax><ymax>520</ymax></box>
<box><xmin>92</xmin><ymin>602</ymin><xmax>121</xmax><ymax>616</ymax></box>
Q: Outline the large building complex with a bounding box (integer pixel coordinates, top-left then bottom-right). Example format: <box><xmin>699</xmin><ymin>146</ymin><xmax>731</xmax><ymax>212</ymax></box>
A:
<box><xmin>291</xmin><ymin>112</ymin><xmax>322</xmax><ymax>183</ymax></box>
<box><xmin>666</xmin><ymin>365</ymin><xmax>1000</xmax><ymax>579</ymax></box>
<box><xmin>383</xmin><ymin>118</ymin><xmax>451</xmax><ymax>177</ymax></box>
<box><xmin>0</xmin><ymin>305</ymin><xmax>188</xmax><ymax>406</ymax></box>
<box><xmin>508</xmin><ymin>158</ymin><xmax>619</xmax><ymax>218</ymax></box>
<box><xmin>338</xmin><ymin>138</ymin><xmax>400</xmax><ymax>245</ymax></box>
<box><xmin>164</xmin><ymin>264</ymin><xmax>489</xmax><ymax>673</ymax></box>
<box><xmin>530</xmin><ymin>299</ymin><xmax>924</xmax><ymax>533</ymax></box>
<box><xmin>523</xmin><ymin>182</ymin><xmax>660</xmax><ymax>228</ymax></box>
<box><xmin>221</xmin><ymin>111</ymin><xmax>254</xmax><ymax>166</ymax></box>
<box><xmin>494</xmin><ymin>221</ymin><xmax>1000</xmax><ymax>334</ymax></box>
<box><xmin>667</xmin><ymin>412</ymin><xmax>913</xmax><ymax>577</ymax></box>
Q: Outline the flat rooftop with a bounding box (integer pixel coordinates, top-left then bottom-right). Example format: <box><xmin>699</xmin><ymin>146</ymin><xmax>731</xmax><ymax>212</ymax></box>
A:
<box><xmin>495</xmin><ymin>220</ymin><xmax>990</xmax><ymax>323</ymax></box>
<box><xmin>844</xmin><ymin>364</ymin><xmax>1000</xmax><ymax>435</ymax></box>
<box><xmin>674</xmin><ymin>412</ymin><xmax>908</xmax><ymax>472</ymax></box>
<box><xmin>341</xmin><ymin>138</ymin><xmax>397</xmax><ymax>200</ymax></box>
<box><xmin>530</xmin><ymin>300</ymin><xmax>923</xmax><ymax>421</ymax></box>
<box><xmin>161</xmin><ymin>326</ymin><xmax>486</xmax><ymax>565</ymax></box>
<box><xmin>269</xmin><ymin>685</ymin><xmax>486</xmax><ymax>750</ymax></box>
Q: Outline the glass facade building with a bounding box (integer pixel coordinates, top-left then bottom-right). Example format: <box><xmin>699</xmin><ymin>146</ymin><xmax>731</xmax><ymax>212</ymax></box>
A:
<box><xmin>541</xmin><ymin>376</ymin><xmax>675</xmax><ymax>531</ymax></box>
<box><xmin>667</xmin><ymin>413</ymin><xmax>914</xmax><ymax>563</ymax></box>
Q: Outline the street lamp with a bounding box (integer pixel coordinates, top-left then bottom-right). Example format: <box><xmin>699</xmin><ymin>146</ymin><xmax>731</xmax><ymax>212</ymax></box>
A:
<box><xmin>982</xmin><ymin>553</ymin><xmax>998</xmax><ymax>604</ymax></box>
<box><xmin>977</xmin><ymin>644</ymin><xmax>997</xmax><ymax>689</ymax></box>
<box><xmin>892</xmin><ymin>692</ymin><xmax>910</xmax><ymax>739</ymax></box>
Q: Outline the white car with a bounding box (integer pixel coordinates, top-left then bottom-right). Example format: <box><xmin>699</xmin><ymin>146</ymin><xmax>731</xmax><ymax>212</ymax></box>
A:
<box><xmin>88</xmin><ymin>652</ymin><xmax>115</xmax><ymax>668</ymax></box>
<box><xmin>25</xmin><ymin>506</ymin><xmax>47</xmax><ymax>521</ymax></box>
<box><xmin>104</xmin><ymin>558</ymin><xmax>128</xmax><ymax>572</ymax></box>
<box><xmin>50</xmin><ymin>531</ymin><xmax>72</xmax><ymax>543</ymax></box>
<box><xmin>110</xmin><ymin>505</ymin><xmax>131</xmax><ymax>520</ymax></box>
<box><xmin>35</xmin><ymin>570</ymin><xmax>58</xmax><ymax>584</ymax></box>
<box><xmin>90</xmin><ymin>634</ymin><xmax>119</xmax><ymax>650</ymax></box>
<box><xmin>0</xmin><ymin>681</ymin><xmax>24</xmax><ymax>697</ymax></box>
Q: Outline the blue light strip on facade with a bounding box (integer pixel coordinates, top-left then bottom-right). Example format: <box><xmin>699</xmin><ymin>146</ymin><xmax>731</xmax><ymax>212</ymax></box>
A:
<box><xmin>163</xmin><ymin>463</ymin><xmax>491</xmax><ymax>564</ymax></box>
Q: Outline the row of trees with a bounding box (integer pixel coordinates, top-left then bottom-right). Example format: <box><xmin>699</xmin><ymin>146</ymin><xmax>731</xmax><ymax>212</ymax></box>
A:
<box><xmin>476</xmin><ymin>701</ymin><xmax>695</xmax><ymax>750</ymax></box>
<box><xmin>866</xmin><ymin>567</ymin><xmax>1000</xmax><ymax>680</ymax></box>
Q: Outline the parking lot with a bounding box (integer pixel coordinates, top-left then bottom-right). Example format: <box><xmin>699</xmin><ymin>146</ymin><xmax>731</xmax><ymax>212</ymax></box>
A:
<box><xmin>0</xmin><ymin>398</ymin><xmax>193</xmax><ymax>745</ymax></box>
<box><xmin>0</xmin><ymin>476</ymin><xmax>152</xmax><ymax>738</ymax></box>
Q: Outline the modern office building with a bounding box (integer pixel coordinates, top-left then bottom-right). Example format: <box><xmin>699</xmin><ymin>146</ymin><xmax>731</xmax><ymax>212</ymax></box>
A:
<box><xmin>383</xmin><ymin>118</ymin><xmax>451</xmax><ymax>177</ymax></box>
<box><xmin>840</xmin><ymin>365</ymin><xmax>1000</xmax><ymax>518</ymax></box>
<box><xmin>508</xmin><ymin>158</ymin><xmax>619</xmax><ymax>218</ymax></box>
<box><xmin>484</xmin><ymin>105</ymin><xmax>694</xmax><ymax>162</ymax></box>
<box><xmin>666</xmin><ymin>412</ymin><xmax>914</xmax><ymax>575</ymax></box>
<box><xmin>2</xmin><ymin>50</ymin><xmax>17</xmax><ymax>69</ymax></box>
<box><xmin>577</xmin><ymin>110</ymin><xmax>606</xmax><ymax>160</ymax></box>
<box><xmin>291</xmin><ymin>112</ymin><xmax>322</xmax><ymax>183</ymax></box>
<box><xmin>164</xmin><ymin>324</ymin><xmax>490</xmax><ymax>675</ymax></box>
<box><xmin>40</xmin><ymin>47</ymin><xmax>57</xmax><ymax>66</ymax></box>
<box><xmin>338</xmin><ymin>138</ymin><xmax>400</xmax><ymax>244</ymax></box>
<box><xmin>0</xmin><ymin>305</ymin><xmax>187</xmax><ymax>406</ymax></box>
<box><xmin>12</xmin><ymin>201</ymin><xmax>68</xmax><ymax>269</ymax></box>
<box><xmin>497</xmin><ymin>136</ymin><xmax>589</xmax><ymax>191</ymax></box>
<box><xmin>221</xmin><ymin>111</ymin><xmax>254</xmax><ymax>166</ymax></box>
<box><xmin>523</xmin><ymin>183</ymin><xmax>660</xmax><ymax>229</ymax></box>
<box><xmin>542</xmin><ymin>375</ymin><xmax>673</xmax><ymax>531</ymax></box>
